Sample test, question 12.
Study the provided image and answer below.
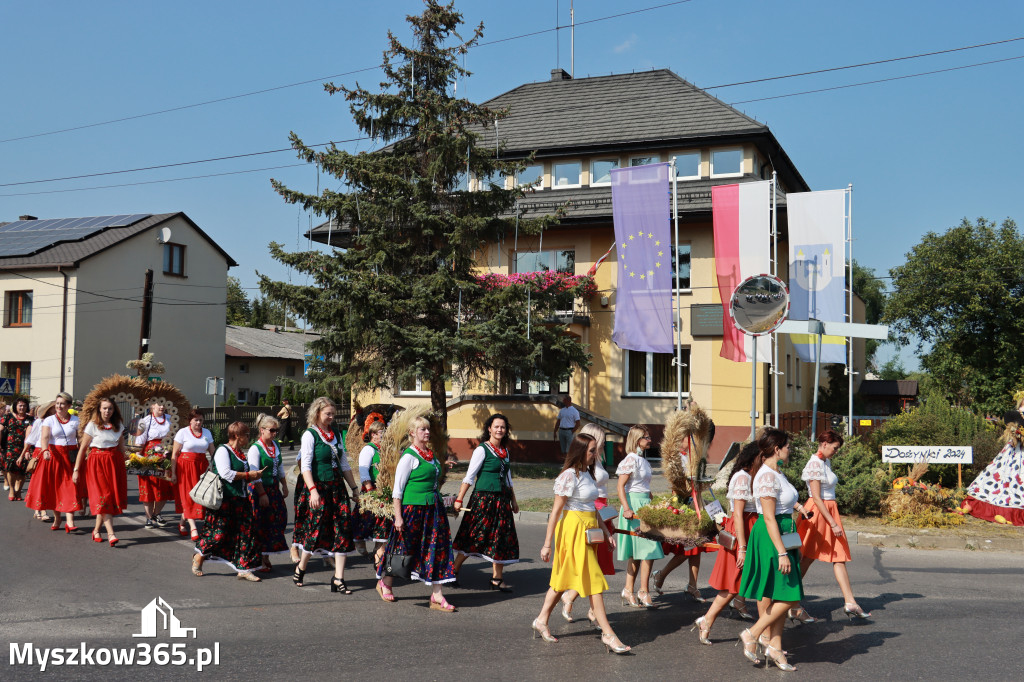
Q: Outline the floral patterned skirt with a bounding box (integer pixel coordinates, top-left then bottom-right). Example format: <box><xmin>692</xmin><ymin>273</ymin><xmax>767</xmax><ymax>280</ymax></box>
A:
<box><xmin>353</xmin><ymin>500</ymin><xmax>377</xmax><ymax>542</ymax></box>
<box><xmin>292</xmin><ymin>479</ymin><xmax>354</xmax><ymax>556</ymax></box>
<box><xmin>373</xmin><ymin>513</ymin><xmax>395</xmax><ymax>543</ymax></box>
<box><xmin>253</xmin><ymin>485</ymin><xmax>289</xmax><ymax>555</ymax></box>
<box><xmin>452</xmin><ymin>490</ymin><xmax>520</xmax><ymax>564</ymax></box>
<box><xmin>196</xmin><ymin>494</ymin><xmax>261</xmax><ymax>572</ymax></box>
<box><xmin>376</xmin><ymin>496</ymin><xmax>456</xmax><ymax>585</ymax></box>
<box><xmin>173</xmin><ymin>452</ymin><xmax>209</xmax><ymax>519</ymax></box>
<box><xmin>86</xmin><ymin>448</ymin><xmax>128</xmax><ymax>515</ymax></box>
<box><xmin>24</xmin><ymin>445</ymin><xmax>80</xmax><ymax>513</ymax></box>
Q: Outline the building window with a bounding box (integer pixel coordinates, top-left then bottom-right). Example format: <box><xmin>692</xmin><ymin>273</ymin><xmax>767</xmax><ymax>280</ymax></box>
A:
<box><xmin>711</xmin><ymin>148</ymin><xmax>743</xmax><ymax>177</ymax></box>
<box><xmin>552</xmin><ymin>161</ymin><xmax>581</xmax><ymax>189</ymax></box>
<box><xmin>514</xmin><ymin>249</ymin><xmax>575</xmax><ymax>274</ymax></box>
<box><xmin>4</xmin><ymin>291</ymin><xmax>32</xmax><ymax>327</ymax></box>
<box><xmin>239</xmin><ymin>363</ymin><xmax>249</xmax><ymax>374</ymax></box>
<box><xmin>625</xmin><ymin>349</ymin><xmax>689</xmax><ymax>396</ymax></box>
<box><xmin>285</xmin><ymin>365</ymin><xmax>296</xmax><ymax>377</ymax></box>
<box><xmin>398</xmin><ymin>375</ymin><xmax>453</xmax><ymax>397</ymax></box>
<box><xmin>672</xmin><ymin>151</ymin><xmax>701</xmax><ymax>179</ymax></box>
<box><xmin>786</xmin><ymin>354</ymin><xmax>793</xmax><ymax>388</ymax></box>
<box><xmin>795</xmin><ymin>358</ymin><xmax>802</xmax><ymax>390</ymax></box>
<box><xmin>513</xmin><ymin>374</ymin><xmax>570</xmax><ymax>395</ymax></box>
<box><xmin>590</xmin><ymin>159</ymin><xmax>618</xmax><ymax>186</ymax></box>
<box><xmin>237</xmin><ymin>388</ymin><xmax>249</xmax><ymax>403</ymax></box>
<box><xmin>669</xmin><ymin>243</ymin><xmax>691</xmax><ymax>290</ymax></box>
<box><xmin>517</xmin><ymin>164</ymin><xmax>543</xmax><ymax>188</ymax></box>
<box><xmin>1</xmin><ymin>362</ymin><xmax>30</xmax><ymax>394</ymax></box>
<box><xmin>630</xmin><ymin>155</ymin><xmax>660</xmax><ymax>167</ymax></box>
<box><xmin>475</xmin><ymin>170</ymin><xmax>505</xmax><ymax>191</ymax></box>
<box><xmin>454</xmin><ymin>171</ymin><xmax>469</xmax><ymax>191</ymax></box>
<box><xmin>163</xmin><ymin>243</ymin><xmax>186</xmax><ymax>276</ymax></box>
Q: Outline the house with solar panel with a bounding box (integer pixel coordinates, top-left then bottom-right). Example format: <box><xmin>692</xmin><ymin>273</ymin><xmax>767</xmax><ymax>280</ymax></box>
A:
<box><xmin>0</xmin><ymin>213</ymin><xmax>236</xmax><ymax>403</ymax></box>
<box><xmin>305</xmin><ymin>69</ymin><xmax>868</xmax><ymax>462</ymax></box>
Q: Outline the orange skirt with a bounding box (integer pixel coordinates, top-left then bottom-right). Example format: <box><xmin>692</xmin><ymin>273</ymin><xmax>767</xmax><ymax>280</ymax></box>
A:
<box><xmin>708</xmin><ymin>511</ymin><xmax>758</xmax><ymax>593</ymax></box>
<box><xmin>798</xmin><ymin>499</ymin><xmax>852</xmax><ymax>563</ymax></box>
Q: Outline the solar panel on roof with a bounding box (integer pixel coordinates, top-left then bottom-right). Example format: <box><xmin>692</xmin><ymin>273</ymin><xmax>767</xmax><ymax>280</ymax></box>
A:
<box><xmin>0</xmin><ymin>213</ymin><xmax>151</xmax><ymax>258</ymax></box>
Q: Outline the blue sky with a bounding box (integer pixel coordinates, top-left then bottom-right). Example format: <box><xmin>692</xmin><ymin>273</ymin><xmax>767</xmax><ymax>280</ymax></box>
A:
<box><xmin>3</xmin><ymin>1</ymin><xmax>1023</xmax><ymax>370</ymax></box>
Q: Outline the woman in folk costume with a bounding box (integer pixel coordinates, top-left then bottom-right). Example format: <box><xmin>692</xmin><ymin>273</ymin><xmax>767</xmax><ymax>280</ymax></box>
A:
<box><xmin>22</xmin><ymin>402</ymin><xmax>54</xmax><ymax>522</ymax></box>
<box><xmin>531</xmin><ymin>433</ymin><xmax>630</xmax><ymax>654</ymax></box>
<box><xmin>72</xmin><ymin>398</ymin><xmax>128</xmax><ymax>546</ymax></box>
<box><xmin>376</xmin><ymin>409</ymin><xmax>457</xmax><ymax>610</ymax></box>
<box><xmin>170</xmin><ymin>409</ymin><xmax>215</xmax><ymax>541</ymax></box>
<box><xmin>652</xmin><ymin>403</ymin><xmax>715</xmax><ymax>602</ymax></box>
<box><xmin>135</xmin><ymin>402</ymin><xmax>175</xmax><ymax>528</ymax></box>
<box><xmin>351</xmin><ymin>413</ymin><xmax>387</xmax><ymax>557</ymax></box>
<box><xmin>248</xmin><ymin>414</ymin><xmax>290</xmax><ymax>573</ymax></box>
<box><xmin>961</xmin><ymin>401</ymin><xmax>1024</xmax><ymax>526</ymax></box>
<box><xmin>291</xmin><ymin>397</ymin><xmax>359</xmax><ymax>593</ymax></box>
<box><xmin>192</xmin><ymin>421</ymin><xmax>264</xmax><ymax>581</ymax></box>
<box><xmin>26</xmin><ymin>393</ymin><xmax>82</xmax><ymax>531</ymax></box>
<box><xmin>615</xmin><ymin>425</ymin><xmax>664</xmax><ymax>608</ymax></box>
<box><xmin>452</xmin><ymin>413</ymin><xmax>520</xmax><ymax>591</ymax></box>
<box><xmin>1</xmin><ymin>396</ymin><xmax>33</xmax><ymax>501</ymax></box>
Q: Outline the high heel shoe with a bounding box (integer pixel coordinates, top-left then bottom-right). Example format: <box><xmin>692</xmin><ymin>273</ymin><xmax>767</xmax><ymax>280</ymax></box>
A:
<box><xmin>684</xmin><ymin>584</ymin><xmax>707</xmax><ymax>603</ymax></box>
<box><xmin>765</xmin><ymin>644</ymin><xmax>797</xmax><ymax>672</ymax></box>
<box><xmin>844</xmin><ymin>603</ymin><xmax>871</xmax><ymax>620</ymax></box>
<box><xmin>736</xmin><ymin>628</ymin><xmax>762</xmax><ymax>664</ymax></box>
<box><xmin>620</xmin><ymin>588</ymin><xmax>641</xmax><ymax>608</ymax></box>
<box><xmin>178</xmin><ymin>524</ymin><xmax>188</xmax><ymax>537</ymax></box>
<box><xmin>429</xmin><ymin>595</ymin><xmax>455</xmax><ymax>612</ymax></box>
<box><xmin>65</xmin><ymin>525</ymin><xmax>79</xmax><ymax>534</ymax></box>
<box><xmin>651</xmin><ymin>569</ymin><xmax>665</xmax><ymax>595</ymax></box>
<box><xmin>237</xmin><ymin>571</ymin><xmax>261</xmax><ymax>582</ymax></box>
<box><xmin>730</xmin><ymin>598</ymin><xmax>755</xmax><ymax>620</ymax></box>
<box><xmin>108</xmin><ymin>535</ymin><xmax>118</xmax><ymax>547</ymax></box>
<box><xmin>690</xmin><ymin>616</ymin><xmax>711</xmax><ymax>645</ymax></box>
<box><xmin>292</xmin><ymin>567</ymin><xmax>306</xmax><ymax>587</ymax></box>
<box><xmin>559</xmin><ymin>594</ymin><xmax>574</xmax><ymax>622</ymax></box>
<box><xmin>331</xmin><ymin>577</ymin><xmax>352</xmax><ymax>594</ymax></box>
<box><xmin>190</xmin><ymin>529</ymin><xmax>200</xmax><ymax>542</ymax></box>
<box><xmin>601</xmin><ymin>632</ymin><xmax>631</xmax><ymax>655</ymax></box>
<box><xmin>636</xmin><ymin>589</ymin><xmax>654</xmax><ymax>608</ymax></box>
<box><xmin>787</xmin><ymin>605</ymin><xmax>818</xmax><ymax>625</ymax></box>
<box><xmin>489</xmin><ymin>578</ymin><xmax>513</xmax><ymax>593</ymax></box>
<box><xmin>93</xmin><ymin>532</ymin><xmax>103</xmax><ymax>543</ymax></box>
<box><xmin>376</xmin><ymin>579</ymin><xmax>395</xmax><ymax>602</ymax></box>
<box><xmin>50</xmin><ymin>518</ymin><xmax>62</xmax><ymax>531</ymax></box>
<box><xmin>191</xmin><ymin>554</ymin><xmax>204</xmax><ymax>577</ymax></box>
<box><xmin>531</xmin><ymin>618</ymin><xmax>558</xmax><ymax>643</ymax></box>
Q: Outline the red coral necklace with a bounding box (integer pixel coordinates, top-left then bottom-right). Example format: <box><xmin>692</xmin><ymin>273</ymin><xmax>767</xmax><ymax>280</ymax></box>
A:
<box><xmin>413</xmin><ymin>444</ymin><xmax>434</xmax><ymax>462</ymax></box>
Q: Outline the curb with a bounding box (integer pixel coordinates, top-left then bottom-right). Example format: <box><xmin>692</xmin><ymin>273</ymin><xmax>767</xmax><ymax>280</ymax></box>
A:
<box><xmin>853</xmin><ymin>530</ymin><xmax>1024</xmax><ymax>552</ymax></box>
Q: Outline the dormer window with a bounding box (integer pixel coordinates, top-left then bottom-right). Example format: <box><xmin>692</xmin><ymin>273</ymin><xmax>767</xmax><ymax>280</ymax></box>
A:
<box><xmin>630</xmin><ymin>155</ymin><xmax>660</xmax><ymax>167</ymax></box>
<box><xmin>672</xmin><ymin>152</ymin><xmax>701</xmax><ymax>180</ymax></box>
<box><xmin>517</xmin><ymin>164</ymin><xmax>543</xmax><ymax>188</ymax></box>
<box><xmin>711</xmin><ymin>148</ymin><xmax>743</xmax><ymax>177</ymax></box>
<box><xmin>552</xmin><ymin>161</ymin><xmax>581</xmax><ymax>189</ymax></box>
<box><xmin>590</xmin><ymin>159</ymin><xmax>618</xmax><ymax>186</ymax></box>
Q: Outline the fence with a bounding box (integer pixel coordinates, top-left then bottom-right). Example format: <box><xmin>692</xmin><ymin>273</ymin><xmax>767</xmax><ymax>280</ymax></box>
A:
<box><xmin>779</xmin><ymin>411</ymin><xmax>892</xmax><ymax>437</ymax></box>
<box><xmin>195</xmin><ymin>404</ymin><xmax>352</xmax><ymax>442</ymax></box>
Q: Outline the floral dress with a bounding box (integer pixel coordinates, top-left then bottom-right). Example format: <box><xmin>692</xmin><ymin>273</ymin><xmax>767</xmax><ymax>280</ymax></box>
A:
<box><xmin>1</xmin><ymin>412</ymin><xmax>33</xmax><ymax>473</ymax></box>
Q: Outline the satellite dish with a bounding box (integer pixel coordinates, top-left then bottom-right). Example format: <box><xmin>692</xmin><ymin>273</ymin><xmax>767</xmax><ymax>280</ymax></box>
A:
<box><xmin>157</xmin><ymin>227</ymin><xmax>172</xmax><ymax>244</ymax></box>
<box><xmin>729</xmin><ymin>274</ymin><xmax>789</xmax><ymax>336</ymax></box>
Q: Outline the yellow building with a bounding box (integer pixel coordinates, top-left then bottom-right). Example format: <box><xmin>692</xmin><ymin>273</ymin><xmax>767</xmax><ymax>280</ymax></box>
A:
<box><xmin>310</xmin><ymin>69</ymin><xmax>865</xmax><ymax>462</ymax></box>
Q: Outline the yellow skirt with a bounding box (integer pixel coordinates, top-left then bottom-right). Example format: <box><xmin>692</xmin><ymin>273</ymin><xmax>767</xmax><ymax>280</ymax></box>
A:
<box><xmin>550</xmin><ymin>510</ymin><xmax>609</xmax><ymax>597</ymax></box>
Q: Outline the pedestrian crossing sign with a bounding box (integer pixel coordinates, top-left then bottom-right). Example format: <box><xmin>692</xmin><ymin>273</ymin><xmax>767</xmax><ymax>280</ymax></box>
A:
<box><xmin>0</xmin><ymin>378</ymin><xmax>14</xmax><ymax>396</ymax></box>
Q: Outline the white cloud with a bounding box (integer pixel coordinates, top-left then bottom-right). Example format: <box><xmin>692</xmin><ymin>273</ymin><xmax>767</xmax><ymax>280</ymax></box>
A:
<box><xmin>613</xmin><ymin>33</ymin><xmax>637</xmax><ymax>54</ymax></box>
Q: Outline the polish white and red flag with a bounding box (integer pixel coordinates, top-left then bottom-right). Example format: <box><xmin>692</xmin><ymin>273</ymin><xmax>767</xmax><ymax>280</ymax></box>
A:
<box><xmin>712</xmin><ymin>180</ymin><xmax>772</xmax><ymax>362</ymax></box>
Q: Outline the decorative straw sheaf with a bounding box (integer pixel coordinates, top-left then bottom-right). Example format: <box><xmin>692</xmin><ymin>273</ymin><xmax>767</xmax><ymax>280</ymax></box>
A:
<box><xmin>376</xmin><ymin>403</ymin><xmax>448</xmax><ymax>492</ymax></box>
<box><xmin>78</xmin><ymin>374</ymin><xmax>190</xmax><ymax>441</ymax></box>
<box><xmin>661</xmin><ymin>401</ymin><xmax>712</xmax><ymax>499</ymax></box>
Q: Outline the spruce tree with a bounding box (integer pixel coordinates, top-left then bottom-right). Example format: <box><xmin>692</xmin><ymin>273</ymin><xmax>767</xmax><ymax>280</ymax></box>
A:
<box><xmin>261</xmin><ymin>0</ymin><xmax>592</xmax><ymax>434</ymax></box>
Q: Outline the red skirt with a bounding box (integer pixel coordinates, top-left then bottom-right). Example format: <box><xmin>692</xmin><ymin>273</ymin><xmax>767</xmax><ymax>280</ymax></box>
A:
<box><xmin>86</xmin><ymin>447</ymin><xmax>128</xmax><ymax>515</ymax></box>
<box><xmin>708</xmin><ymin>511</ymin><xmax>758</xmax><ymax>593</ymax></box>
<box><xmin>593</xmin><ymin>497</ymin><xmax>616</xmax><ymax>576</ymax></box>
<box><xmin>173</xmin><ymin>451</ymin><xmax>209</xmax><ymax>519</ymax></box>
<box><xmin>138</xmin><ymin>439</ymin><xmax>175</xmax><ymax>502</ymax></box>
<box><xmin>798</xmin><ymin>499</ymin><xmax>852</xmax><ymax>562</ymax></box>
<box><xmin>24</xmin><ymin>444</ymin><xmax>81</xmax><ymax>513</ymax></box>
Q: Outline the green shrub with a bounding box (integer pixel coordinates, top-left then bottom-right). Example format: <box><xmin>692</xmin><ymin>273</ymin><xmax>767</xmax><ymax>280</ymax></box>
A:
<box><xmin>781</xmin><ymin>432</ymin><xmax>892</xmax><ymax>515</ymax></box>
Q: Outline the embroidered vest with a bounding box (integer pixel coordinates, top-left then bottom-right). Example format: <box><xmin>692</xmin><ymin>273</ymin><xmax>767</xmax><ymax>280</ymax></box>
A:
<box><xmin>307</xmin><ymin>427</ymin><xmax>340</xmax><ymax>482</ymax></box>
<box><xmin>212</xmin><ymin>445</ymin><xmax>249</xmax><ymax>497</ymax></box>
<box><xmin>474</xmin><ymin>442</ymin><xmax>510</xmax><ymax>494</ymax></box>
<box><xmin>254</xmin><ymin>440</ymin><xmax>281</xmax><ymax>488</ymax></box>
<box><xmin>401</xmin><ymin>447</ymin><xmax>440</xmax><ymax>506</ymax></box>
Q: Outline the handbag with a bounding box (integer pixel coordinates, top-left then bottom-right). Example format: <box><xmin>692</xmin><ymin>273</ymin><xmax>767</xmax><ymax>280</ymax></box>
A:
<box><xmin>383</xmin><ymin>550</ymin><xmax>414</xmax><ymax>580</ymax></box>
<box><xmin>24</xmin><ymin>455</ymin><xmax>39</xmax><ymax>474</ymax></box>
<box><xmin>585</xmin><ymin>527</ymin><xmax>605</xmax><ymax>544</ymax></box>
<box><xmin>189</xmin><ymin>469</ymin><xmax>223</xmax><ymax>510</ymax></box>
<box><xmin>597</xmin><ymin>505</ymin><xmax>618</xmax><ymax>523</ymax></box>
<box><xmin>781</xmin><ymin>532</ymin><xmax>802</xmax><ymax>551</ymax></box>
<box><xmin>717</xmin><ymin>529</ymin><xmax>737</xmax><ymax>552</ymax></box>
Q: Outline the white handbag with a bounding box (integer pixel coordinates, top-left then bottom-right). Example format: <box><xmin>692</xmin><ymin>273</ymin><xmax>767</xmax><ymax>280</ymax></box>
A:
<box><xmin>189</xmin><ymin>470</ymin><xmax>223</xmax><ymax>510</ymax></box>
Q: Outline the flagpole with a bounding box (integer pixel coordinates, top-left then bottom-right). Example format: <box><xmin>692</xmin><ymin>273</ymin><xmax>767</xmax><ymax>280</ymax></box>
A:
<box><xmin>771</xmin><ymin>171</ymin><xmax>779</xmax><ymax>428</ymax></box>
<box><xmin>847</xmin><ymin>183</ymin><xmax>854</xmax><ymax>436</ymax></box>
<box><xmin>671</xmin><ymin>157</ymin><xmax>682</xmax><ymax>411</ymax></box>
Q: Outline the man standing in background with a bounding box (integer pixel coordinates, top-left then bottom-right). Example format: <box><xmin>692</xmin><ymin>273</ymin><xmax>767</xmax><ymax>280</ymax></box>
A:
<box><xmin>277</xmin><ymin>398</ymin><xmax>294</xmax><ymax>450</ymax></box>
<box><xmin>553</xmin><ymin>395</ymin><xmax>580</xmax><ymax>455</ymax></box>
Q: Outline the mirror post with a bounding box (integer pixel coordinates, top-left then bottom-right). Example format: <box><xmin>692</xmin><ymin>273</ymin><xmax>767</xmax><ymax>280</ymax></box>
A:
<box><xmin>671</xmin><ymin>157</ymin><xmax>682</xmax><ymax>411</ymax></box>
<box><xmin>750</xmin><ymin>335</ymin><xmax>758</xmax><ymax>441</ymax></box>
<box><xmin>810</xmin><ymin>319</ymin><xmax>824</xmax><ymax>439</ymax></box>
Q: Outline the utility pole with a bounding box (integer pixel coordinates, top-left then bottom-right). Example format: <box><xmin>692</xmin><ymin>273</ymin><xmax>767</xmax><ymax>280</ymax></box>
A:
<box><xmin>138</xmin><ymin>269</ymin><xmax>154</xmax><ymax>360</ymax></box>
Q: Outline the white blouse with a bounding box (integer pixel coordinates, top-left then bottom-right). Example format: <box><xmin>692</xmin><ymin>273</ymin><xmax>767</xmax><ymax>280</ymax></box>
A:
<box><xmin>593</xmin><ymin>458</ymin><xmax>609</xmax><ymax>498</ymax></box>
<box><xmin>43</xmin><ymin>415</ymin><xmax>78</xmax><ymax>446</ymax></box>
<box><xmin>553</xmin><ymin>469</ymin><xmax>599</xmax><ymax>512</ymax></box>
<box><xmin>173</xmin><ymin>427</ymin><xmax>213</xmax><ymax>454</ymax></box>
<box><xmin>461</xmin><ymin>445</ymin><xmax>515</xmax><ymax>488</ymax></box>
<box><xmin>752</xmin><ymin>466</ymin><xmax>799</xmax><ymax>515</ymax></box>
<box><xmin>24</xmin><ymin>419</ymin><xmax>42</xmax><ymax>447</ymax></box>
<box><xmin>214</xmin><ymin>445</ymin><xmax>251</xmax><ymax>483</ymax></box>
<box><xmin>299</xmin><ymin>429</ymin><xmax>351</xmax><ymax>473</ymax></box>
<box><xmin>615</xmin><ymin>451</ymin><xmax>653</xmax><ymax>494</ymax></box>
<box><xmin>358</xmin><ymin>444</ymin><xmax>377</xmax><ymax>485</ymax></box>
<box><xmin>84</xmin><ymin>421</ymin><xmax>121</xmax><ymax>449</ymax></box>
<box><xmin>135</xmin><ymin>414</ymin><xmax>171</xmax><ymax>445</ymax></box>
<box><xmin>802</xmin><ymin>455</ymin><xmax>838</xmax><ymax>501</ymax></box>
<box><xmin>251</xmin><ymin>438</ymin><xmax>288</xmax><ymax>481</ymax></box>
<box><xmin>392</xmin><ymin>453</ymin><xmax>440</xmax><ymax>500</ymax></box>
<box><xmin>727</xmin><ymin>469</ymin><xmax>757</xmax><ymax>513</ymax></box>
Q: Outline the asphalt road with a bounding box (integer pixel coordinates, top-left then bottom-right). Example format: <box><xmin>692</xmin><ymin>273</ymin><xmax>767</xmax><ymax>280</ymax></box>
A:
<box><xmin>2</xmin><ymin>487</ymin><xmax>1022</xmax><ymax>680</ymax></box>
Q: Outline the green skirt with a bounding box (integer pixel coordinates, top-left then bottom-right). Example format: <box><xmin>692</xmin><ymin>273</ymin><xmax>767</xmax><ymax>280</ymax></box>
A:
<box><xmin>739</xmin><ymin>514</ymin><xmax>804</xmax><ymax>603</ymax></box>
<box><xmin>616</xmin><ymin>492</ymin><xmax>665</xmax><ymax>561</ymax></box>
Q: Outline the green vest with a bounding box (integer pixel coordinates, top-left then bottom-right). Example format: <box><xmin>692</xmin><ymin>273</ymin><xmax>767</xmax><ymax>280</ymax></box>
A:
<box><xmin>213</xmin><ymin>445</ymin><xmax>248</xmax><ymax>497</ymax></box>
<box><xmin>307</xmin><ymin>427</ymin><xmax>340</xmax><ymax>482</ymax></box>
<box><xmin>401</xmin><ymin>447</ymin><xmax>440</xmax><ymax>506</ymax></box>
<box><xmin>254</xmin><ymin>440</ymin><xmax>281</xmax><ymax>488</ymax></box>
<box><xmin>474</xmin><ymin>442</ymin><xmax>510</xmax><ymax>494</ymax></box>
<box><xmin>368</xmin><ymin>444</ymin><xmax>381</xmax><ymax>486</ymax></box>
